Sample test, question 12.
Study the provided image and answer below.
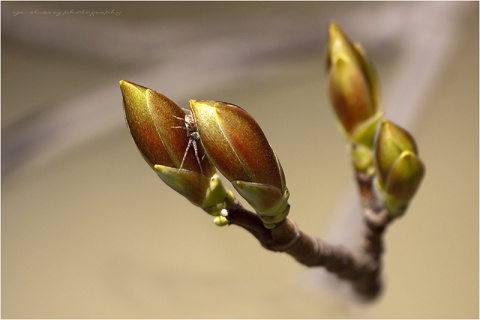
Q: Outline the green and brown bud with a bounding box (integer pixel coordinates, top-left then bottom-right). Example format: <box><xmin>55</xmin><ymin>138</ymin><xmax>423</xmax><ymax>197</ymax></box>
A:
<box><xmin>374</xmin><ymin>119</ymin><xmax>425</xmax><ymax>216</ymax></box>
<box><xmin>120</xmin><ymin>80</ymin><xmax>229</xmax><ymax>214</ymax></box>
<box><xmin>190</xmin><ymin>100</ymin><xmax>289</xmax><ymax>228</ymax></box>
<box><xmin>327</xmin><ymin>22</ymin><xmax>382</xmax><ymax>147</ymax></box>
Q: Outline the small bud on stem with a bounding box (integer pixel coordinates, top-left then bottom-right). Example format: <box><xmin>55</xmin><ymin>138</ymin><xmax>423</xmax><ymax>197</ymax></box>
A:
<box><xmin>374</xmin><ymin>119</ymin><xmax>426</xmax><ymax>216</ymax></box>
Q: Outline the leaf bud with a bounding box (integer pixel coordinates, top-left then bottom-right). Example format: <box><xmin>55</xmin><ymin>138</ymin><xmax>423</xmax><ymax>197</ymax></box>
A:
<box><xmin>374</xmin><ymin>119</ymin><xmax>426</xmax><ymax>216</ymax></box>
<box><xmin>327</xmin><ymin>21</ymin><xmax>381</xmax><ymax>147</ymax></box>
<box><xmin>190</xmin><ymin>100</ymin><xmax>289</xmax><ymax>228</ymax></box>
<box><xmin>120</xmin><ymin>80</ymin><xmax>229</xmax><ymax>213</ymax></box>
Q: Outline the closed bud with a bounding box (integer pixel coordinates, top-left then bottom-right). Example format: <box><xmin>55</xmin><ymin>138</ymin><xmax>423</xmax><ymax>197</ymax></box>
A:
<box><xmin>120</xmin><ymin>80</ymin><xmax>228</xmax><ymax>213</ymax></box>
<box><xmin>374</xmin><ymin>119</ymin><xmax>425</xmax><ymax>215</ymax></box>
<box><xmin>327</xmin><ymin>22</ymin><xmax>381</xmax><ymax>147</ymax></box>
<box><xmin>190</xmin><ymin>100</ymin><xmax>289</xmax><ymax>228</ymax></box>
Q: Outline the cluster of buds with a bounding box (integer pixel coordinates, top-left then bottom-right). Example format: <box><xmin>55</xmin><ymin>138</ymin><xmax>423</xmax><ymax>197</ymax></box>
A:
<box><xmin>120</xmin><ymin>21</ymin><xmax>425</xmax><ymax>228</ymax></box>
<box><xmin>120</xmin><ymin>80</ymin><xmax>289</xmax><ymax>228</ymax></box>
<box><xmin>119</xmin><ymin>22</ymin><xmax>426</xmax><ymax>301</ymax></box>
<box><xmin>327</xmin><ymin>22</ymin><xmax>425</xmax><ymax>216</ymax></box>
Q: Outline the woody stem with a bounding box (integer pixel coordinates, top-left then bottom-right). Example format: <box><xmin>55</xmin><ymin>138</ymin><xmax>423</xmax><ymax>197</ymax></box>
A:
<box><xmin>224</xmin><ymin>172</ymin><xmax>392</xmax><ymax>301</ymax></box>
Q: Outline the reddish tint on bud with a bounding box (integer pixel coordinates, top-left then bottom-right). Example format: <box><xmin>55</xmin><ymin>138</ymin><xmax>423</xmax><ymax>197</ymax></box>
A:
<box><xmin>190</xmin><ymin>100</ymin><xmax>289</xmax><ymax>227</ymax></box>
<box><xmin>120</xmin><ymin>80</ymin><xmax>222</xmax><ymax>208</ymax></box>
<box><xmin>327</xmin><ymin>22</ymin><xmax>381</xmax><ymax>146</ymax></box>
<box><xmin>190</xmin><ymin>100</ymin><xmax>285</xmax><ymax>190</ymax></box>
<box><xmin>120</xmin><ymin>80</ymin><xmax>214</xmax><ymax>176</ymax></box>
<box><xmin>120</xmin><ymin>80</ymin><xmax>170</xmax><ymax>168</ymax></box>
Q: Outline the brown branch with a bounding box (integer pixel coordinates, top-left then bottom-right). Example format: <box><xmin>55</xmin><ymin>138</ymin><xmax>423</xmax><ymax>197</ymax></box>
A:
<box><xmin>223</xmin><ymin>171</ymin><xmax>393</xmax><ymax>301</ymax></box>
<box><xmin>353</xmin><ymin>171</ymin><xmax>393</xmax><ymax>299</ymax></box>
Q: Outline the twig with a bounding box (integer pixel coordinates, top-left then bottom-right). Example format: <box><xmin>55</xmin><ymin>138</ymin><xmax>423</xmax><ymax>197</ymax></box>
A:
<box><xmin>224</xmin><ymin>170</ymin><xmax>393</xmax><ymax>301</ymax></box>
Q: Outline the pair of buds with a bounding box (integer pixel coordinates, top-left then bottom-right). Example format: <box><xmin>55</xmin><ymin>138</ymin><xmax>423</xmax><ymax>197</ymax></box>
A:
<box><xmin>327</xmin><ymin>22</ymin><xmax>425</xmax><ymax>215</ymax></box>
<box><xmin>120</xmin><ymin>81</ymin><xmax>289</xmax><ymax>228</ymax></box>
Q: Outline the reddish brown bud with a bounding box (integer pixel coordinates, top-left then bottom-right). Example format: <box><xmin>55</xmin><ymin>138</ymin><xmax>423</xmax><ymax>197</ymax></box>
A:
<box><xmin>120</xmin><ymin>80</ymin><xmax>226</xmax><ymax>209</ymax></box>
<box><xmin>327</xmin><ymin>22</ymin><xmax>381</xmax><ymax>147</ymax></box>
<box><xmin>190</xmin><ymin>100</ymin><xmax>289</xmax><ymax>227</ymax></box>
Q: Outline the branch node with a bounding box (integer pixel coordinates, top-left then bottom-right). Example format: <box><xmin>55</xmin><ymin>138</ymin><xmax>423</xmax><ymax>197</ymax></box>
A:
<box><xmin>270</xmin><ymin>218</ymin><xmax>301</xmax><ymax>252</ymax></box>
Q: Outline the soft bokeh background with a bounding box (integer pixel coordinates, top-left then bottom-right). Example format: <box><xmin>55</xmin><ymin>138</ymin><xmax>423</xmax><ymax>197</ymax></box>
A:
<box><xmin>2</xmin><ymin>1</ymin><xmax>478</xmax><ymax>318</ymax></box>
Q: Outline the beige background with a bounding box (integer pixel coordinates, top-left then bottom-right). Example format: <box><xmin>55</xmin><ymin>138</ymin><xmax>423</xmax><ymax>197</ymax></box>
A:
<box><xmin>2</xmin><ymin>2</ymin><xmax>478</xmax><ymax>318</ymax></box>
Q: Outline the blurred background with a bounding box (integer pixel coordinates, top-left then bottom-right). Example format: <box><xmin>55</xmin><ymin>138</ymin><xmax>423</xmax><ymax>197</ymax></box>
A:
<box><xmin>1</xmin><ymin>1</ymin><xmax>478</xmax><ymax>318</ymax></box>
